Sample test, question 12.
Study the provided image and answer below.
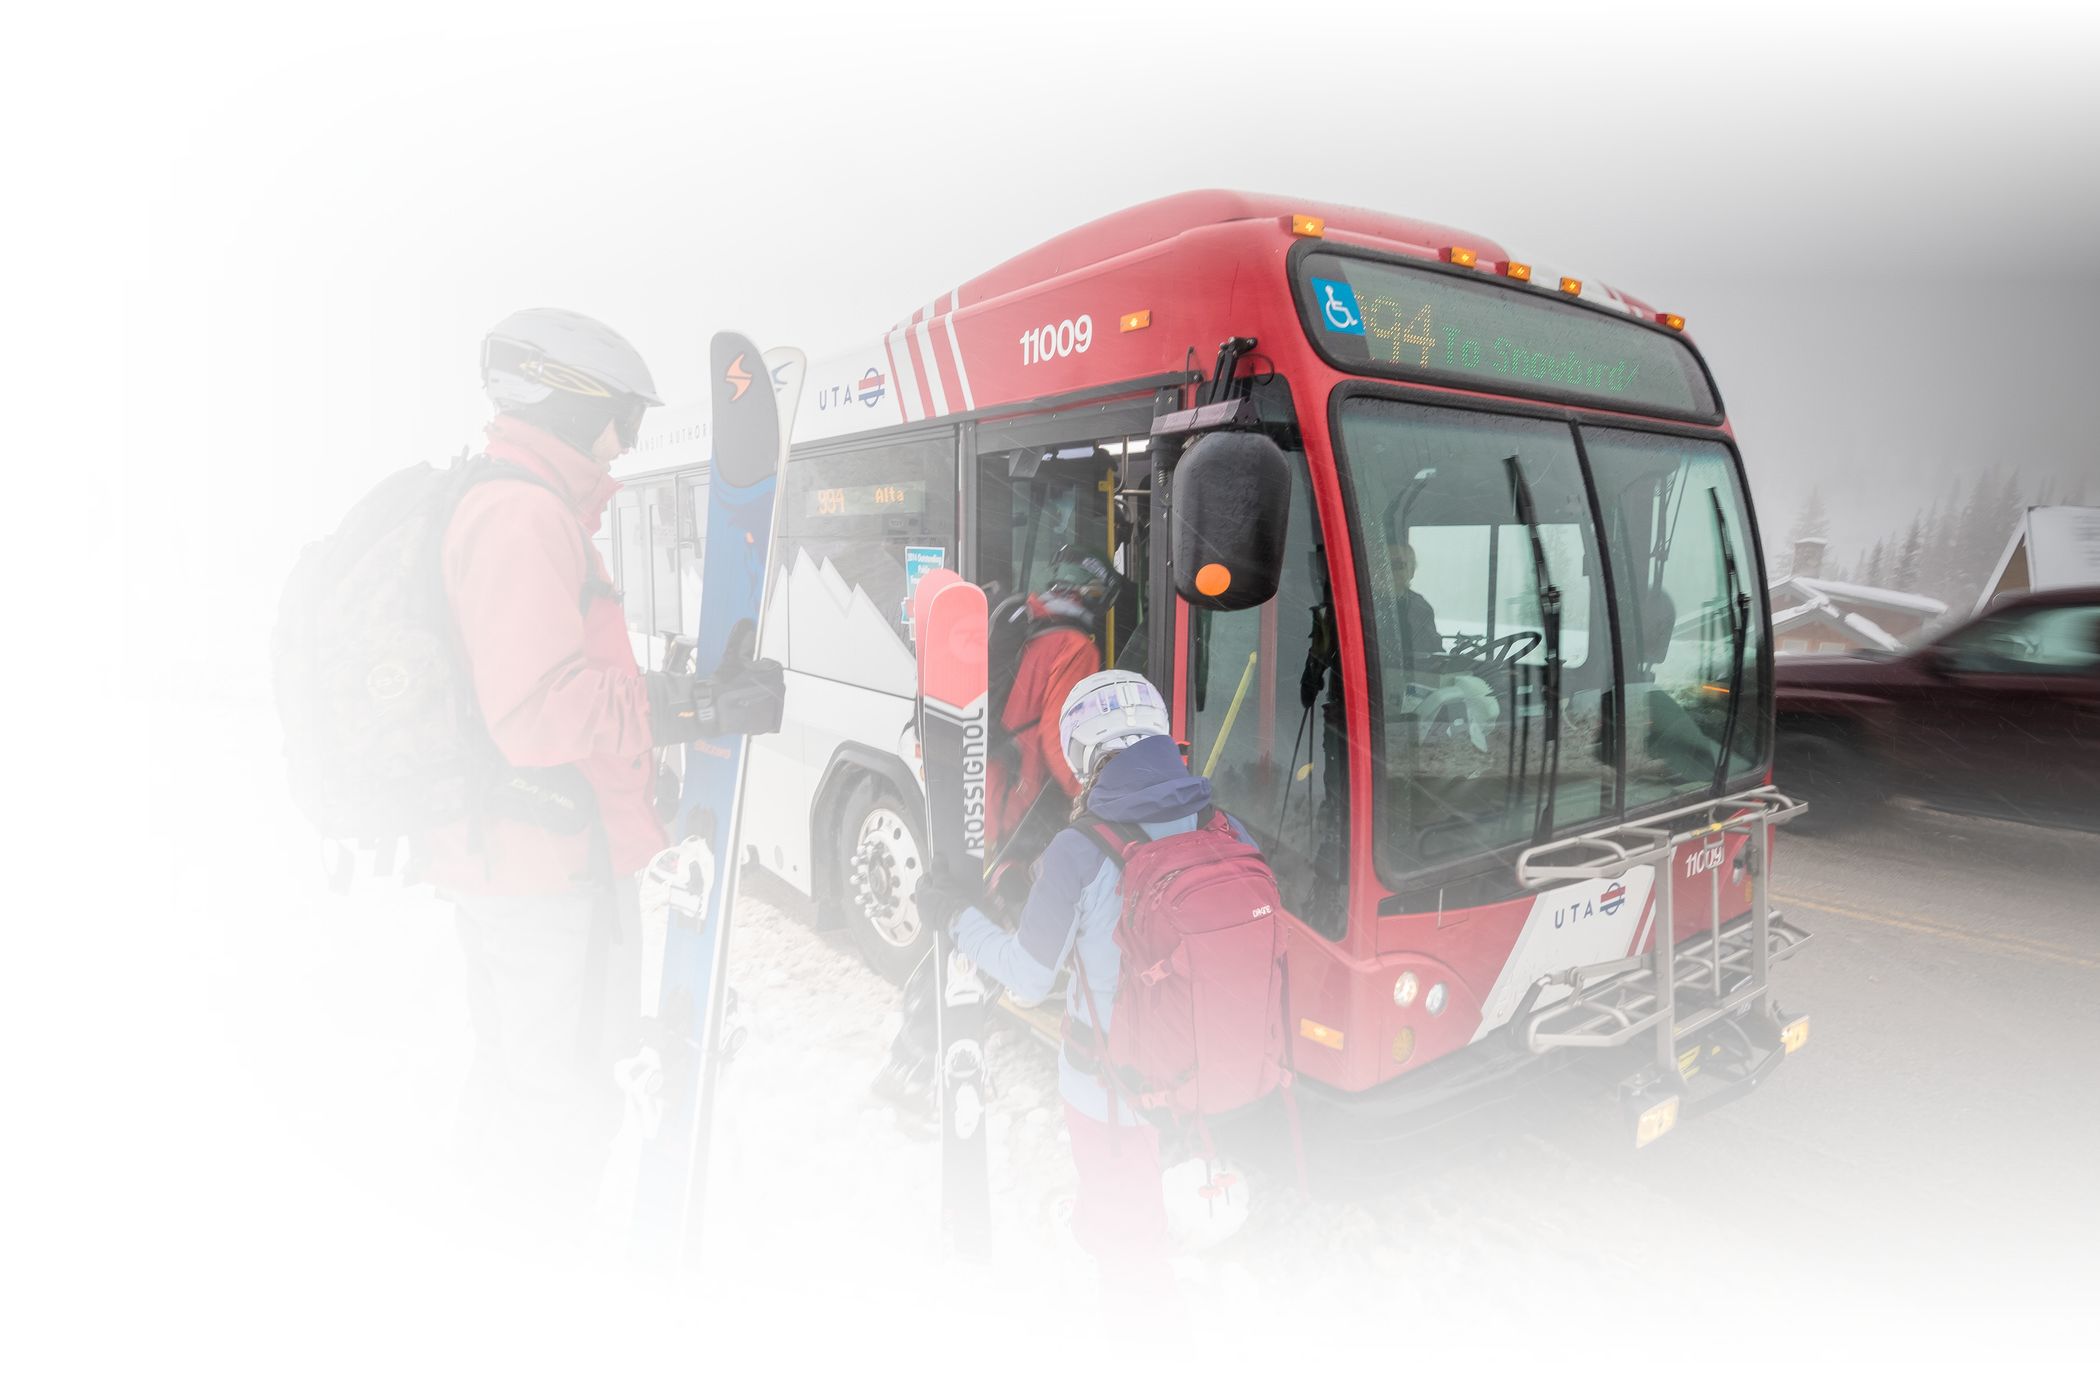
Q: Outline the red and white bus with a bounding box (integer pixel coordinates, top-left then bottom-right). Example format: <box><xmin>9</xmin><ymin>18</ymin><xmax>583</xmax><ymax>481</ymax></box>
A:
<box><xmin>610</xmin><ymin>190</ymin><xmax>1810</xmax><ymax>1139</ymax></box>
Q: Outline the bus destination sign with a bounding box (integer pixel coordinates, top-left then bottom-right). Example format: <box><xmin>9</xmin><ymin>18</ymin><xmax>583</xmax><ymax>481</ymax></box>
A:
<box><xmin>1298</xmin><ymin>251</ymin><xmax>1718</xmax><ymax>420</ymax></box>
<box><xmin>805</xmin><ymin>481</ymin><xmax>926</xmax><ymax>518</ymax></box>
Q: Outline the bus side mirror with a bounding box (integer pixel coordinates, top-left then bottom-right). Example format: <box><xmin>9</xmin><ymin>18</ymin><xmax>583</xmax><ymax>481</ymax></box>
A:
<box><xmin>1172</xmin><ymin>432</ymin><xmax>1292</xmax><ymax>611</ymax></box>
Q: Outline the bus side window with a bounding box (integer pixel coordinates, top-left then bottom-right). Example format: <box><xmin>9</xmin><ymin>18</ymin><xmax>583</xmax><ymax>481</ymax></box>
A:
<box><xmin>677</xmin><ymin>471</ymin><xmax>706</xmax><ymax>642</ymax></box>
<box><xmin>645</xmin><ymin>479</ymin><xmax>679</xmax><ymax>638</ymax></box>
<box><xmin>615</xmin><ymin>492</ymin><xmax>649</xmax><ymax>636</ymax></box>
<box><xmin>777</xmin><ymin>433</ymin><xmax>957</xmax><ymax>695</ymax></box>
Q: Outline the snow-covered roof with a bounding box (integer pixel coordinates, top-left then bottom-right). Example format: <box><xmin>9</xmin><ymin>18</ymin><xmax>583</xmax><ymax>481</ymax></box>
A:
<box><xmin>1977</xmin><ymin>505</ymin><xmax>2100</xmax><ymax>610</ymax></box>
<box><xmin>1841</xmin><ymin>611</ymin><xmax>1902</xmax><ymax>651</ymax></box>
<box><xmin>1770</xmin><ymin>582</ymin><xmax>1915</xmax><ymax>652</ymax></box>
<box><xmin>1782</xmin><ymin>576</ymin><xmax>1948</xmax><ymax>615</ymax></box>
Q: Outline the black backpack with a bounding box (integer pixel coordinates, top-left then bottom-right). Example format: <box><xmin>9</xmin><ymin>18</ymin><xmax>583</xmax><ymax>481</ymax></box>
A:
<box><xmin>271</xmin><ymin>455</ymin><xmax>596</xmax><ymax>855</ymax></box>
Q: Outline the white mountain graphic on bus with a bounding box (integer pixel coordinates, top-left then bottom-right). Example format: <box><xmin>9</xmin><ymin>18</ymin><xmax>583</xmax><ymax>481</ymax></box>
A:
<box><xmin>764</xmin><ymin>547</ymin><xmax>917</xmax><ymax>695</ymax></box>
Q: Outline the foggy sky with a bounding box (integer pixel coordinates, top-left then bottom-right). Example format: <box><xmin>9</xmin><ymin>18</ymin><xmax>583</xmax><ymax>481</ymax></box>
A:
<box><xmin>88</xmin><ymin>0</ymin><xmax>2100</xmax><ymax>689</ymax></box>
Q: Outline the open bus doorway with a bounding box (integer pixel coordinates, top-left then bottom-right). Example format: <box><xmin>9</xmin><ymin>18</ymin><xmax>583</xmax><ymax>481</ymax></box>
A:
<box><xmin>973</xmin><ymin>432</ymin><xmax>1154</xmax><ymax>675</ymax></box>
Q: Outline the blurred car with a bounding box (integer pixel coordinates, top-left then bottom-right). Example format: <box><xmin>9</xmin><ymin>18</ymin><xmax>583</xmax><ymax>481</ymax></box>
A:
<box><xmin>1774</xmin><ymin>586</ymin><xmax>2100</xmax><ymax>831</ymax></box>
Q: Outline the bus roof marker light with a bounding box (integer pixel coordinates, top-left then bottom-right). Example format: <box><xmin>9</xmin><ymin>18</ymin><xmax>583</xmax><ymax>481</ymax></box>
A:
<box><xmin>1119</xmin><ymin>309</ymin><xmax>1151</xmax><ymax>332</ymax></box>
<box><xmin>1291</xmin><ymin>213</ymin><xmax>1326</xmax><ymax>237</ymax></box>
<box><xmin>1559</xmin><ymin>276</ymin><xmax>1583</xmax><ymax>296</ymax></box>
<box><xmin>1442</xmin><ymin>246</ymin><xmax>1478</xmax><ymax>268</ymax></box>
<box><xmin>1660</xmin><ymin>312</ymin><xmax>1687</xmax><ymax>331</ymax></box>
<box><xmin>1500</xmin><ymin>260</ymin><xmax>1532</xmax><ymax>282</ymax></box>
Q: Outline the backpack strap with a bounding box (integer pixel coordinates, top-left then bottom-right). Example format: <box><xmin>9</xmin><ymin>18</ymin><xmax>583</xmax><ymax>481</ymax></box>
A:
<box><xmin>1077</xmin><ymin>819</ymin><xmax>1144</xmax><ymax>866</ymax></box>
<box><xmin>455</xmin><ymin>454</ymin><xmax>603</xmax><ymax>618</ymax></box>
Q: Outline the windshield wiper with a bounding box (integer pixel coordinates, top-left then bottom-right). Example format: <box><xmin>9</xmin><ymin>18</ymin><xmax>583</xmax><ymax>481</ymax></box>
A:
<box><xmin>1708</xmin><ymin>486</ymin><xmax>1751</xmax><ymax>797</ymax></box>
<box><xmin>1503</xmin><ymin>455</ymin><xmax>1563</xmax><ymax>846</ymax></box>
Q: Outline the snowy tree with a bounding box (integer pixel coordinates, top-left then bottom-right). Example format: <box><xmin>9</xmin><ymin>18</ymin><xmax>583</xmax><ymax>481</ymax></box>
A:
<box><xmin>1785</xmin><ymin>487</ymin><xmax>1832</xmax><ymax>577</ymax></box>
<box><xmin>1866</xmin><ymin>541</ymin><xmax>1888</xmax><ymax>587</ymax></box>
<box><xmin>1892</xmin><ymin>519</ymin><xmax>1924</xmax><ymax>592</ymax></box>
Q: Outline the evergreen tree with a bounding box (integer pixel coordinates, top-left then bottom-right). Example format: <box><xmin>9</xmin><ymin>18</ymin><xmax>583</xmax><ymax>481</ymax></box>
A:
<box><xmin>1892</xmin><ymin>517</ymin><xmax>1924</xmax><ymax>592</ymax></box>
<box><xmin>1787</xmin><ymin>487</ymin><xmax>1832</xmax><ymax>574</ymax></box>
<box><xmin>1866</xmin><ymin>540</ymin><xmax>1888</xmax><ymax>587</ymax></box>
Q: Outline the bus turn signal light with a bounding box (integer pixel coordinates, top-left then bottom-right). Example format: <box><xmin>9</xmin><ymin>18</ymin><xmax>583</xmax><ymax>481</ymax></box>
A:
<box><xmin>1291</xmin><ymin>213</ymin><xmax>1326</xmax><ymax>237</ymax></box>
<box><xmin>1120</xmin><ymin>309</ymin><xmax>1151</xmax><ymax>332</ymax></box>
<box><xmin>1443</xmin><ymin>245</ymin><xmax>1478</xmax><ymax>268</ymax></box>
<box><xmin>1781</xmin><ymin>1016</ymin><xmax>1811</xmax><ymax>1054</ymax></box>
<box><xmin>1661</xmin><ymin>312</ymin><xmax>1687</xmax><ymax>331</ymax></box>
<box><xmin>1299</xmin><ymin>1018</ymin><xmax>1344</xmax><ymax>1051</ymax></box>
<box><xmin>1500</xmin><ymin>260</ymin><xmax>1532</xmax><ymax>282</ymax></box>
<box><xmin>1634</xmin><ymin>1096</ymin><xmax>1680</xmax><ymax>1148</ymax></box>
<box><xmin>1559</xmin><ymin>276</ymin><xmax>1583</xmax><ymax>296</ymax></box>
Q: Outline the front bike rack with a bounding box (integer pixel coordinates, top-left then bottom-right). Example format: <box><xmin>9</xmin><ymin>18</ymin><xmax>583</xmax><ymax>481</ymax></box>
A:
<box><xmin>1512</xmin><ymin>787</ymin><xmax>1812</xmax><ymax>1089</ymax></box>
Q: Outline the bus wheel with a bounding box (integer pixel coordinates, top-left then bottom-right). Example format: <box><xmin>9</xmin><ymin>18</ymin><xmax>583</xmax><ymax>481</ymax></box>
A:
<box><xmin>841</xmin><ymin>777</ymin><xmax>928</xmax><ymax>983</ymax></box>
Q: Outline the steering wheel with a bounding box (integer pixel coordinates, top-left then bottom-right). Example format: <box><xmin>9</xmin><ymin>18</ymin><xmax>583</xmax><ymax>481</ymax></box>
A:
<box><xmin>1447</xmin><ymin>630</ymin><xmax>1542</xmax><ymax>668</ymax></box>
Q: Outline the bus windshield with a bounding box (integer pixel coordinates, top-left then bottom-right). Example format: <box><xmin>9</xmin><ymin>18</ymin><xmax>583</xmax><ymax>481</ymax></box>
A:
<box><xmin>1336</xmin><ymin>398</ymin><xmax>1767</xmax><ymax>884</ymax></box>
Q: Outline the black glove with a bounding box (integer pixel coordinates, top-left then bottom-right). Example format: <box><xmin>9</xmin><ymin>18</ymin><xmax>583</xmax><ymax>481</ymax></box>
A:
<box><xmin>707</xmin><ymin>654</ymin><xmax>786</xmax><ymax>736</ymax></box>
<box><xmin>912</xmin><ymin>861</ymin><xmax>981</xmax><ymax>936</ymax></box>
<box><xmin>645</xmin><ymin>656</ymin><xmax>787</xmax><ymax>746</ymax></box>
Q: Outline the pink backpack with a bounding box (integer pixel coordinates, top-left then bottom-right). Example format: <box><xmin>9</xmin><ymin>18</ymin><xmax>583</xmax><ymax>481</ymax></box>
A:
<box><xmin>1067</xmin><ymin>811</ymin><xmax>1293</xmax><ymax>1127</ymax></box>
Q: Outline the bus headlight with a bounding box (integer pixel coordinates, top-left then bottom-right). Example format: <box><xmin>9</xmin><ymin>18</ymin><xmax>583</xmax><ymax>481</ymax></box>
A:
<box><xmin>1392</xmin><ymin>971</ymin><xmax>1419</xmax><ymax>1008</ymax></box>
<box><xmin>1425</xmin><ymin>982</ymin><xmax>1448</xmax><ymax>1016</ymax></box>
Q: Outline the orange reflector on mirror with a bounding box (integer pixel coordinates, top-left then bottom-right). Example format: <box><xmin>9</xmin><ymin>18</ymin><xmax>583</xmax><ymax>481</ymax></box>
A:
<box><xmin>1194</xmin><ymin>562</ymin><xmax>1232</xmax><ymax>596</ymax></box>
<box><xmin>1299</xmin><ymin>1018</ymin><xmax>1344</xmax><ymax>1051</ymax></box>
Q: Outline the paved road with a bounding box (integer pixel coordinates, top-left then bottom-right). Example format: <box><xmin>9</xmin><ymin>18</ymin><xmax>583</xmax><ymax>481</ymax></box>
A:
<box><xmin>1527</xmin><ymin>800</ymin><xmax>2100</xmax><ymax>1311</ymax></box>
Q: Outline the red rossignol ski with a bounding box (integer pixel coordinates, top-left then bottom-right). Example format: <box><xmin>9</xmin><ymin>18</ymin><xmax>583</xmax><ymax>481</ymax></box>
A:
<box><xmin>911</xmin><ymin>567</ymin><xmax>992</xmax><ymax>1255</ymax></box>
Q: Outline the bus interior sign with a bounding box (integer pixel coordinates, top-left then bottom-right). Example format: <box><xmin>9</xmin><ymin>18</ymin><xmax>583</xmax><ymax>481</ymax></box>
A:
<box><xmin>1298</xmin><ymin>251</ymin><xmax>1719</xmax><ymax>420</ymax></box>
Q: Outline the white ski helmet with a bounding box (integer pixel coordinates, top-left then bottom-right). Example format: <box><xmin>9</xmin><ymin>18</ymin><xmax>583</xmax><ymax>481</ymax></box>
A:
<box><xmin>1057</xmin><ymin>670</ymin><xmax>1171</xmax><ymax>779</ymax></box>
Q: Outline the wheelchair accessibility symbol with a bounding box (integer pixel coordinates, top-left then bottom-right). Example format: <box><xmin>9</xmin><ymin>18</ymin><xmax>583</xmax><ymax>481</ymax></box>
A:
<box><xmin>1313</xmin><ymin>278</ymin><xmax>1365</xmax><ymax>336</ymax></box>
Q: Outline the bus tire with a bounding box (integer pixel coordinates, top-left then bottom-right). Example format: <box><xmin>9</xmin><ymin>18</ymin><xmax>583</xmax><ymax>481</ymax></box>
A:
<box><xmin>837</xmin><ymin>774</ymin><xmax>930</xmax><ymax>983</ymax></box>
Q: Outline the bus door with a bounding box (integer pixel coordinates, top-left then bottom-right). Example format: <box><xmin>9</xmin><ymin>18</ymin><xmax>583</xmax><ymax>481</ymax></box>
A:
<box><xmin>971</xmin><ymin>403</ymin><xmax>1159</xmax><ymax>674</ymax></box>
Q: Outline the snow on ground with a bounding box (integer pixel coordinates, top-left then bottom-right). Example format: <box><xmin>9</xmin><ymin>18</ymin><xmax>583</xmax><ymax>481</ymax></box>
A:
<box><xmin>72</xmin><ymin>695</ymin><xmax>2057</xmax><ymax>1394</ymax></box>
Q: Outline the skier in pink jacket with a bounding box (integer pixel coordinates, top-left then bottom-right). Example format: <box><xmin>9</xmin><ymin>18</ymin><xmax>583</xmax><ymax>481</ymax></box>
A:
<box><xmin>424</xmin><ymin>309</ymin><xmax>781</xmax><ymax>1226</ymax></box>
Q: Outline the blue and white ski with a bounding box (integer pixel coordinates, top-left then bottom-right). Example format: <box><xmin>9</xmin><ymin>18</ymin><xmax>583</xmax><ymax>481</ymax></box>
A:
<box><xmin>632</xmin><ymin>333</ymin><xmax>804</xmax><ymax>1272</ymax></box>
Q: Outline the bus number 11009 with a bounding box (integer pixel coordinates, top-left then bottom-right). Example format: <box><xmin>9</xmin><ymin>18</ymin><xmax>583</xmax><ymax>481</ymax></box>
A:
<box><xmin>1020</xmin><ymin>315</ymin><xmax>1092</xmax><ymax>366</ymax></box>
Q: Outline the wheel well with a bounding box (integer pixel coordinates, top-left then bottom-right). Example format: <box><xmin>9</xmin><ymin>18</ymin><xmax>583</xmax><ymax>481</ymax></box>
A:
<box><xmin>809</xmin><ymin>745</ymin><xmax>922</xmax><ymax>927</ymax></box>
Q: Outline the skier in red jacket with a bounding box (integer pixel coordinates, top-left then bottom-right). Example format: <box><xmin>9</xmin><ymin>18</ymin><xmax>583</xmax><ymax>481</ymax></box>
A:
<box><xmin>873</xmin><ymin>545</ymin><xmax>1128</xmax><ymax>1114</ymax></box>
<box><xmin>424</xmin><ymin>309</ymin><xmax>781</xmax><ymax>1226</ymax></box>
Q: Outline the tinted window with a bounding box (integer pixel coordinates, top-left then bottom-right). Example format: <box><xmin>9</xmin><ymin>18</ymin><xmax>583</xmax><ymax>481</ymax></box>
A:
<box><xmin>1336</xmin><ymin>399</ymin><xmax>1614</xmax><ymax>876</ymax></box>
<box><xmin>1586</xmin><ymin>429</ymin><xmax>1768</xmax><ymax>806</ymax></box>
<box><xmin>645</xmin><ymin>480</ymin><xmax>680</xmax><ymax>636</ymax></box>
<box><xmin>1945</xmin><ymin>605</ymin><xmax>2100</xmax><ymax>675</ymax></box>
<box><xmin>1188</xmin><ymin>424</ymin><xmax>1347</xmax><ymax>937</ymax></box>
<box><xmin>777</xmin><ymin>435</ymin><xmax>956</xmax><ymax>694</ymax></box>
<box><xmin>614</xmin><ymin>493</ymin><xmax>649</xmax><ymax>634</ymax></box>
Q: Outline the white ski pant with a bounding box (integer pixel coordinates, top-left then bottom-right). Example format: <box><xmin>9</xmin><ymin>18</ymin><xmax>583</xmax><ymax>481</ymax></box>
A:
<box><xmin>448</xmin><ymin>876</ymin><xmax>641</xmax><ymax>1221</ymax></box>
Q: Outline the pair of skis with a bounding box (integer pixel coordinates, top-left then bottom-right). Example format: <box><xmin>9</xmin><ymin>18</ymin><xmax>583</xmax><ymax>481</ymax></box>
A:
<box><xmin>626</xmin><ymin>337</ymin><xmax>995</xmax><ymax>1270</ymax></box>
<box><xmin>629</xmin><ymin>332</ymin><xmax>804</xmax><ymax>1273</ymax></box>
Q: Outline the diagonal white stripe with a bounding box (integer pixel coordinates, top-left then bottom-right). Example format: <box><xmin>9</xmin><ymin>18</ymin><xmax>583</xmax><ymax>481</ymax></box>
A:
<box><xmin>913</xmin><ymin>317</ymin><xmax>950</xmax><ymax>417</ymax></box>
<box><xmin>943</xmin><ymin>288</ymin><xmax>974</xmax><ymax>411</ymax></box>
